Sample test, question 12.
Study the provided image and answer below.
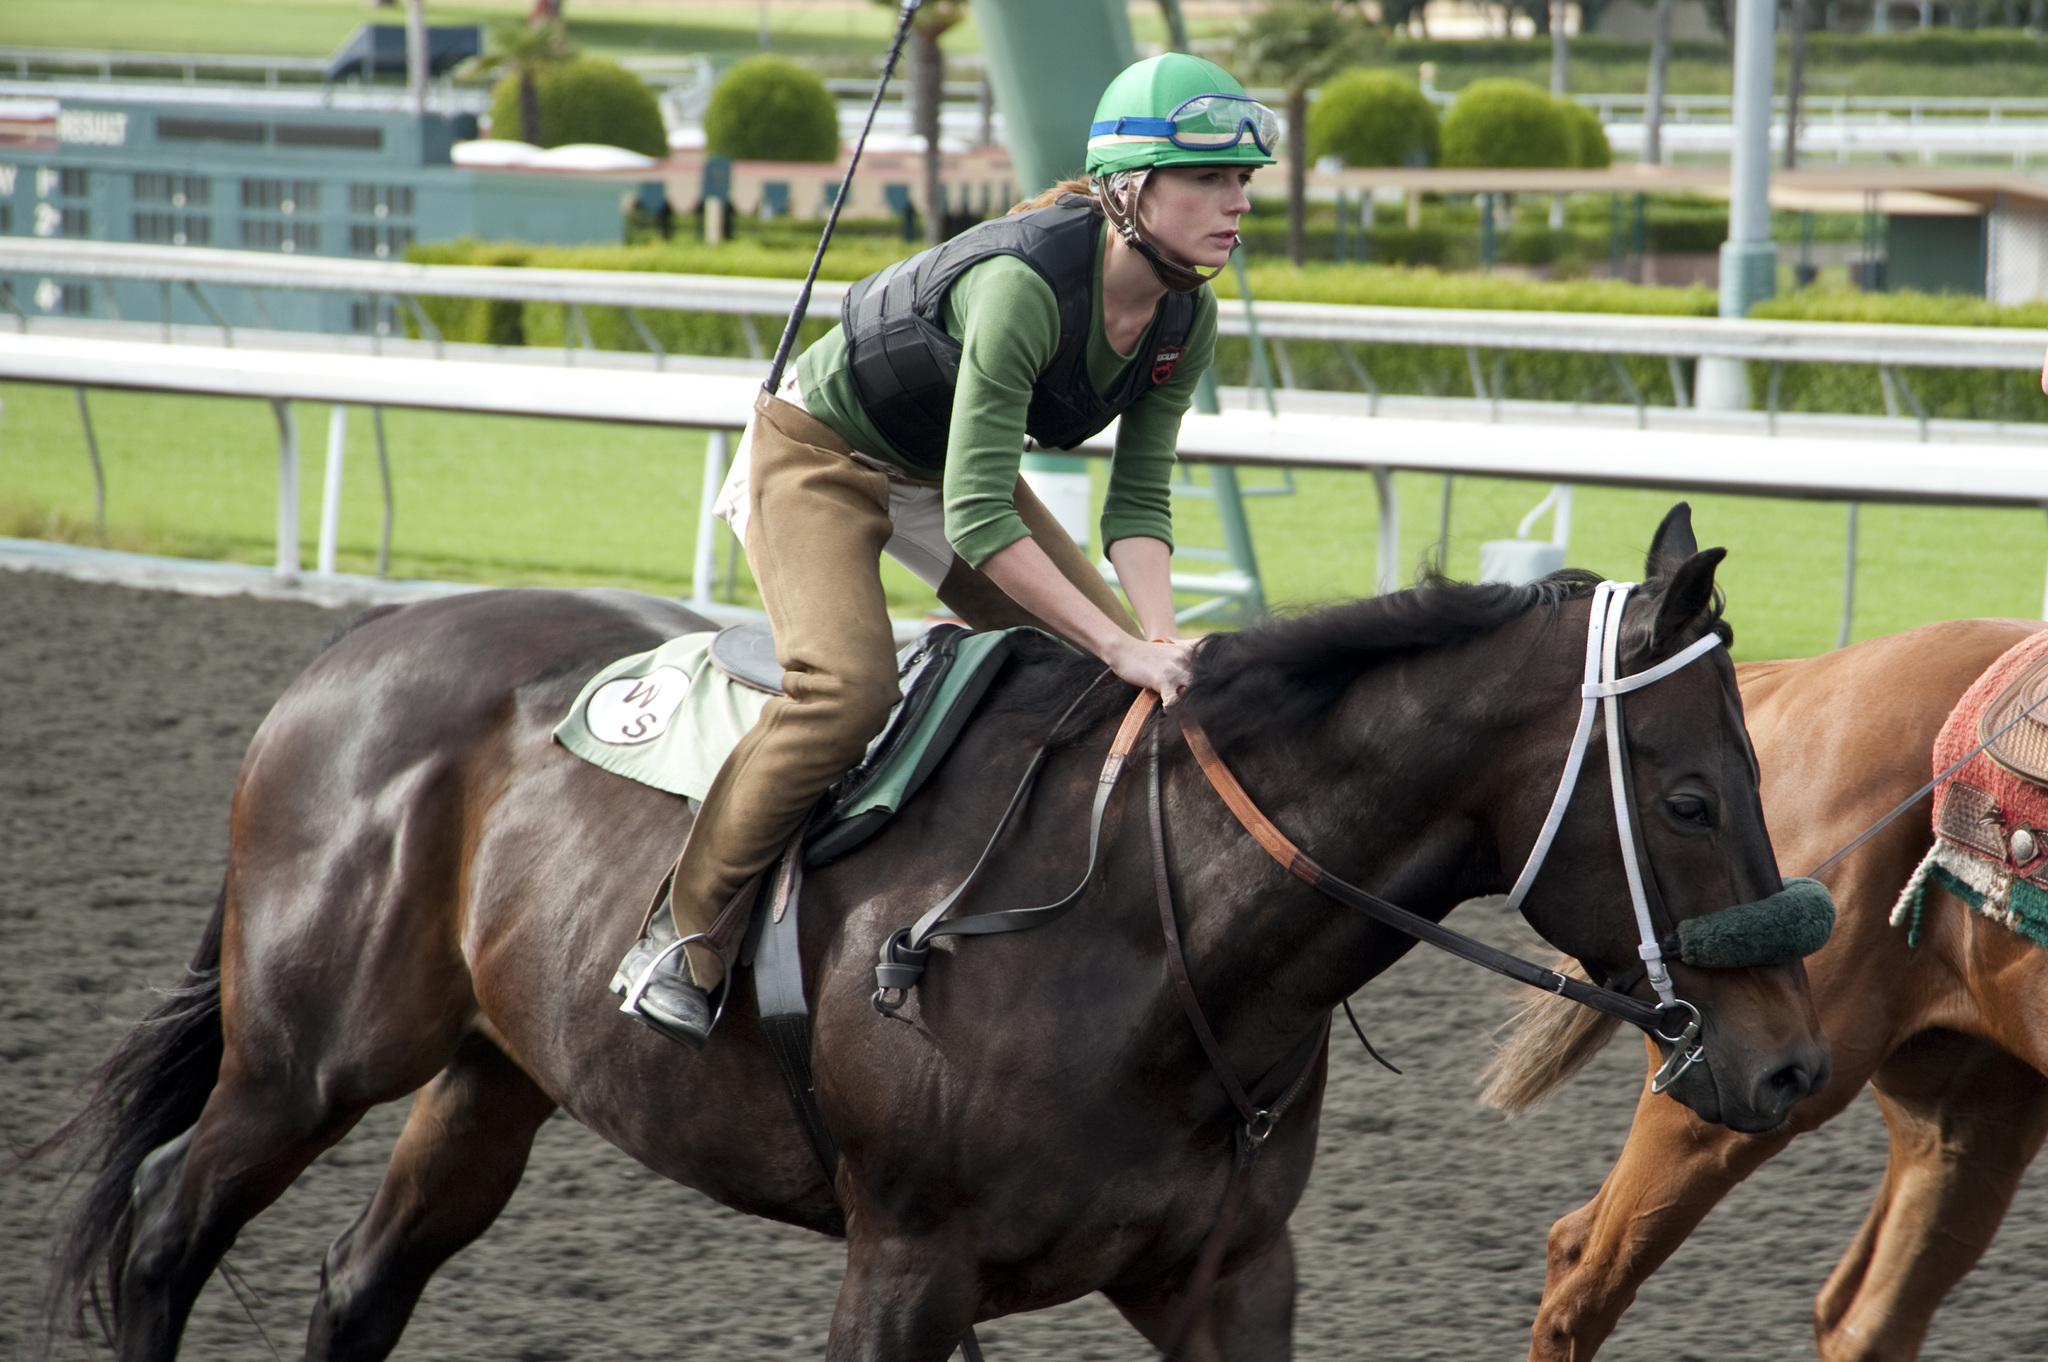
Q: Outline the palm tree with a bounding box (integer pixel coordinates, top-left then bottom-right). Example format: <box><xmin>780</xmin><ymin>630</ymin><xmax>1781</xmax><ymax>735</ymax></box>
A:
<box><xmin>1234</xmin><ymin>1</ymin><xmax>1375</xmax><ymax>265</ymax></box>
<box><xmin>471</xmin><ymin>17</ymin><xmax>573</xmax><ymax>145</ymax></box>
<box><xmin>912</xmin><ymin>2</ymin><xmax>967</xmax><ymax>243</ymax></box>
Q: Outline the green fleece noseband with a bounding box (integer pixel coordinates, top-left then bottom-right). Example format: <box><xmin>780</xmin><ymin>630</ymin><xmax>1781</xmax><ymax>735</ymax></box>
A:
<box><xmin>1672</xmin><ymin>876</ymin><xmax>1835</xmax><ymax>969</ymax></box>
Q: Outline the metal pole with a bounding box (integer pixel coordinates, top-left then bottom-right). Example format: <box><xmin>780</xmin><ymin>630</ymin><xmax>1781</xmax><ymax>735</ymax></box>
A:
<box><xmin>403</xmin><ymin>0</ymin><xmax>428</xmax><ymax>116</ymax></box>
<box><xmin>692</xmin><ymin>430</ymin><xmax>731</xmax><ymax>606</ymax></box>
<box><xmin>372</xmin><ymin>406</ymin><xmax>393</xmax><ymax>579</ymax></box>
<box><xmin>318</xmin><ymin>404</ymin><xmax>347</xmax><ymax>575</ymax></box>
<box><xmin>1837</xmin><ymin>502</ymin><xmax>1858</xmax><ymax>650</ymax></box>
<box><xmin>74</xmin><ymin>388</ymin><xmax>105</xmax><ymax>538</ymax></box>
<box><xmin>1371</xmin><ymin>466</ymin><xmax>1399</xmax><ymax>595</ymax></box>
<box><xmin>1207</xmin><ymin>464</ymin><xmax>1265</xmax><ymax>618</ymax></box>
<box><xmin>270</xmin><ymin>399</ymin><xmax>300</xmax><ymax>584</ymax></box>
<box><xmin>1700</xmin><ymin>0</ymin><xmax>1777</xmax><ymax>410</ymax></box>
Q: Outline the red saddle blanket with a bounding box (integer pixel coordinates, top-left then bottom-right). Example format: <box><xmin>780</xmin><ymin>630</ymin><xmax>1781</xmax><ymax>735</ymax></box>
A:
<box><xmin>1893</xmin><ymin>628</ymin><xmax>2048</xmax><ymax>948</ymax></box>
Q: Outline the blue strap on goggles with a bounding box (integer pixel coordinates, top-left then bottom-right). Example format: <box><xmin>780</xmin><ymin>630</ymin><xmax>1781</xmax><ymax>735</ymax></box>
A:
<box><xmin>1088</xmin><ymin>93</ymin><xmax>1278</xmax><ymax>157</ymax></box>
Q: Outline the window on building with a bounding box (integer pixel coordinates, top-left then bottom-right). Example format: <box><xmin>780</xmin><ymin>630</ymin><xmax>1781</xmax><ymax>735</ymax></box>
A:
<box><xmin>240</xmin><ymin>179</ymin><xmax>321</xmax><ymax>214</ymax></box>
<box><xmin>348</xmin><ymin>183</ymin><xmax>415</xmax><ymax>218</ymax></box>
<box><xmin>350</xmin><ymin>297</ymin><xmax>401</xmax><ymax>335</ymax></box>
<box><xmin>134</xmin><ymin>212</ymin><xmax>212</xmax><ymax>247</ymax></box>
<box><xmin>134</xmin><ymin>173</ymin><xmax>212</xmax><ymax>208</ymax></box>
<box><xmin>348</xmin><ymin>223</ymin><xmax>415</xmax><ymax>259</ymax></box>
<box><xmin>241</xmin><ymin>219</ymin><xmax>319</xmax><ymax>253</ymax></box>
<box><xmin>33</xmin><ymin>280</ymin><xmax>91</xmax><ymax>314</ymax></box>
<box><xmin>34</xmin><ymin>204</ymin><xmax>89</xmax><ymax>238</ymax></box>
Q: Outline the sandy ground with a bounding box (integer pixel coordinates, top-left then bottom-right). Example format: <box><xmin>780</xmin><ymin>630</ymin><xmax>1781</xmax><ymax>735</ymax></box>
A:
<box><xmin>3</xmin><ymin>569</ymin><xmax>2045</xmax><ymax>1362</ymax></box>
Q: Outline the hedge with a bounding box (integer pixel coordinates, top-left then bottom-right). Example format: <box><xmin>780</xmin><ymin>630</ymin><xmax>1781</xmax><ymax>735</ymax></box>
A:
<box><xmin>1748</xmin><ymin>288</ymin><xmax>2048</xmax><ymax>423</ymax></box>
<box><xmin>704</xmin><ymin>56</ymin><xmax>839</xmax><ymax>163</ymax></box>
<box><xmin>407</xmin><ymin>241</ymin><xmax>2048</xmax><ymax>422</ymax></box>
<box><xmin>1307</xmin><ymin>69</ymin><xmax>1439</xmax><ymax>168</ymax></box>
<box><xmin>1442</xmin><ymin>79</ymin><xmax>1574</xmax><ymax>168</ymax></box>
<box><xmin>488</xmin><ymin>57</ymin><xmax>666</xmax><ymax>158</ymax></box>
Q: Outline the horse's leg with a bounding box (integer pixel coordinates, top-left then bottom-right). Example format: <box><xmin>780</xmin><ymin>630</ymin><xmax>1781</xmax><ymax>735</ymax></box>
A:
<box><xmin>824</xmin><ymin>1233</ymin><xmax>983</xmax><ymax>1362</ymax></box>
<box><xmin>305</xmin><ymin>1029</ymin><xmax>557</xmax><ymax>1362</ymax></box>
<box><xmin>1811</xmin><ymin>1031</ymin><xmax>2048</xmax><ymax>1362</ymax></box>
<box><xmin>1106</xmin><ymin>1230</ymin><xmax>1296</xmax><ymax>1362</ymax></box>
<box><xmin>1528</xmin><ymin>1031</ymin><xmax>1872</xmax><ymax>1362</ymax></box>
<box><xmin>117</xmin><ymin>1072</ymin><xmax>374</xmax><ymax>1362</ymax></box>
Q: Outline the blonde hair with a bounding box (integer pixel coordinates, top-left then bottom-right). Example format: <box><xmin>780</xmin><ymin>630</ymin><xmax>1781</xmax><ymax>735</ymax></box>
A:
<box><xmin>1009</xmin><ymin>177</ymin><xmax>1097</xmax><ymax>215</ymax></box>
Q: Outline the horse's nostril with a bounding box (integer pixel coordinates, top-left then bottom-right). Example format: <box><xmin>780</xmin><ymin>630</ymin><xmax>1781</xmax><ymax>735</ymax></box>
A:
<box><xmin>1762</xmin><ymin>1054</ymin><xmax>1825</xmax><ymax>1112</ymax></box>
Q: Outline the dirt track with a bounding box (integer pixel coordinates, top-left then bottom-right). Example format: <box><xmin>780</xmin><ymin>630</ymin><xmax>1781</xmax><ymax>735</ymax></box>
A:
<box><xmin>3</xmin><ymin>569</ymin><xmax>2046</xmax><ymax>1362</ymax></box>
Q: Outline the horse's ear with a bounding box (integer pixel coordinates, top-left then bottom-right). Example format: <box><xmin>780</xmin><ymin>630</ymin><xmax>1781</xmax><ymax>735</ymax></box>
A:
<box><xmin>1645</xmin><ymin>503</ymin><xmax>1699</xmax><ymax>580</ymax></box>
<box><xmin>1654</xmin><ymin>546</ymin><xmax>1727</xmax><ymax>647</ymax></box>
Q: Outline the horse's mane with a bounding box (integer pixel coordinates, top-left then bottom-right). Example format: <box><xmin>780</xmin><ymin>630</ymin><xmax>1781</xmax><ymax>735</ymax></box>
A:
<box><xmin>992</xmin><ymin>568</ymin><xmax>1619</xmax><ymax>747</ymax></box>
<box><xmin>1178</xmin><ymin>569</ymin><xmax>1609</xmax><ymax>750</ymax></box>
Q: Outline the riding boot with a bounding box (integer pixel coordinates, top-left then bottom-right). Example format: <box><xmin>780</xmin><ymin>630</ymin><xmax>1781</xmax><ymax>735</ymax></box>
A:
<box><xmin>608</xmin><ymin>892</ymin><xmax>714</xmax><ymax>1049</ymax></box>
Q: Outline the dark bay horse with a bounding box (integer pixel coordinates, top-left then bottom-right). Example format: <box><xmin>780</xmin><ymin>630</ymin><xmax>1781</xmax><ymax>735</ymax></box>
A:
<box><xmin>38</xmin><ymin>508</ymin><xmax>1828</xmax><ymax>1362</ymax></box>
<box><xmin>1495</xmin><ymin>615</ymin><xmax>2048</xmax><ymax>1362</ymax></box>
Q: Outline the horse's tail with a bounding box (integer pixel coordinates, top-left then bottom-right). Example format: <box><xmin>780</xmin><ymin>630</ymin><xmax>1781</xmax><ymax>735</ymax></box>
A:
<box><xmin>26</xmin><ymin>887</ymin><xmax>227</xmax><ymax>1350</ymax></box>
<box><xmin>1477</xmin><ymin>958</ymin><xmax>1624</xmax><ymax>1116</ymax></box>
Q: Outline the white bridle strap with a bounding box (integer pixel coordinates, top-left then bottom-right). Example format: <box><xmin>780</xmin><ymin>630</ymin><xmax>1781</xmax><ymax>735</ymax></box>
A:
<box><xmin>1502</xmin><ymin>581</ymin><xmax>1725</xmax><ymax>1008</ymax></box>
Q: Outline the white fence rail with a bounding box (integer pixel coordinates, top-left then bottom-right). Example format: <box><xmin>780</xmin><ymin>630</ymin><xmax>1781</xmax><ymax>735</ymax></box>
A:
<box><xmin>7</xmin><ymin>239</ymin><xmax>2041</xmax><ymax>374</ymax></box>
<box><xmin>5</xmin><ymin>332</ymin><xmax>2047</xmax><ymax>629</ymax></box>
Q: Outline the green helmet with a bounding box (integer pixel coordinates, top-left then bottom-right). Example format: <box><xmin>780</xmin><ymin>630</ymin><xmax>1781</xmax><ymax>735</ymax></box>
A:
<box><xmin>1086</xmin><ymin>54</ymin><xmax>1279</xmax><ymax>177</ymax></box>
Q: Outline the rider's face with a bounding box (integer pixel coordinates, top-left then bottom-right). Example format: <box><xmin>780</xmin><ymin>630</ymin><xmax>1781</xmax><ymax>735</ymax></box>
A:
<box><xmin>1136</xmin><ymin>165</ymin><xmax>1254</xmax><ymax>269</ymax></box>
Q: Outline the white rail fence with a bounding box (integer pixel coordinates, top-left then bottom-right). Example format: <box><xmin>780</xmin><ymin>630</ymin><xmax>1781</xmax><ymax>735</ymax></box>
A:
<box><xmin>5</xmin><ymin>240</ymin><xmax>2047</xmax><ymax>639</ymax></box>
<box><xmin>6</xmin><ymin>331</ymin><xmax>2048</xmax><ymax>638</ymax></box>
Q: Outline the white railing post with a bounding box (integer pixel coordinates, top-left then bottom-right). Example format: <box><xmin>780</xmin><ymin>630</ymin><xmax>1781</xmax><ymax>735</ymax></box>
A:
<box><xmin>318</xmin><ymin>404</ymin><xmax>347</xmax><ymax>576</ymax></box>
<box><xmin>1371</xmin><ymin>466</ymin><xmax>1399</xmax><ymax>595</ymax></box>
<box><xmin>269</xmin><ymin>398</ymin><xmax>300</xmax><ymax>583</ymax></box>
<box><xmin>692</xmin><ymin>429</ymin><xmax>731</xmax><ymax>606</ymax></box>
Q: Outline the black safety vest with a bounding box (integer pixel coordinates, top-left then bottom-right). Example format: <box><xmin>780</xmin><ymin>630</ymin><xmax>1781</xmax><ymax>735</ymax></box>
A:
<box><xmin>840</xmin><ymin>196</ymin><xmax>1198</xmax><ymax>466</ymax></box>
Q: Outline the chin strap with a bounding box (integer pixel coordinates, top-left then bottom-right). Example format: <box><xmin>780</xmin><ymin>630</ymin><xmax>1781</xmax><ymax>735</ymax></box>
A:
<box><xmin>1100</xmin><ymin>169</ymin><xmax>1226</xmax><ymax>294</ymax></box>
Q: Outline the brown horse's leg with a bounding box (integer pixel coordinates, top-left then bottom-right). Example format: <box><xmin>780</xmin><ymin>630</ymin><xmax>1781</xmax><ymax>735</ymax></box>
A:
<box><xmin>1106</xmin><ymin>1229</ymin><xmax>1297</xmax><ymax>1362</ymax></box>
<box><xmin>1528</xmin><ymin>1031</ymin><xmax>1875</xmax><ymax>1362</ymax></box>
<box><xmin>1812</xmin><ymin>1031</ymin><xmax>2048</xmax><ymax>1362</ymax></box>
<box><xmin>827</xmin><ymin>1233</ymin><xmax>982</xmax><ymax>1362</ymax></box>
<box><xmin>307</xmin><ymin>1030</ymin><xmax>557</xmax><ymax>1362</ymax></box>
<box><xmin>115</xmin><ymin>1073</ymin><xmax>373</xmax><ymax>1362</ymax></box>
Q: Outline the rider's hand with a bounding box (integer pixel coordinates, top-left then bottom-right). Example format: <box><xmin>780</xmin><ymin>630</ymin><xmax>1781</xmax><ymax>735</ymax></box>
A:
<box><xmin>1109</xmin><ymin>636</ymin><xmax>1196</xmax><ymax>704</ymax></box>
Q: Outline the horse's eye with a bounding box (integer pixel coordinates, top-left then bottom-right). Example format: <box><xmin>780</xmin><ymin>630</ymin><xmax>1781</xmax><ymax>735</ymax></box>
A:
<box><xmin>1667</xmin><ymin>794</ymin><xmax>1712</xmax><ymax>828</ymax></box>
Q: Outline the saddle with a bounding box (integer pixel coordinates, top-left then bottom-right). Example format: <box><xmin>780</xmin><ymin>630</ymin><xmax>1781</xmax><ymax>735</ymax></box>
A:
<box><xmin>1895</xmin><ymin>629</ymin><xmax>2048</xmax><ymax>949</ymax></box>
<box><xmin>554</xmin><ymin>619</ymin><xmax>1042</xmax><ymax>866</ymax></box>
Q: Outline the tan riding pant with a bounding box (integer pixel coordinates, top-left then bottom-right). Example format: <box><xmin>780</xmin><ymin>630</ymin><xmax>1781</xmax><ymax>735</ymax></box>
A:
<box><xmin>671</xmin><ymin>389</ymin><xmax>1140</xmax><ymax>989</ymax></box>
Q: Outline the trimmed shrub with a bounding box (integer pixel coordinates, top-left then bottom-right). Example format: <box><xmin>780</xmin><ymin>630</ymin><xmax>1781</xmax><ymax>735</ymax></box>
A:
<box><xmin>1441</xmin><ymin>79</ymin><xmax>1572</xmax><ymax>168</ymax></box>
<box><xmin>705</xmin><ymin>56</ymin><xmax>839</xmax><ymax>163</ymax></box>
<box><xmin>1308</xmin><ymin>69</ymin><xmax>1440</xmax><ymax>168</ymax></box>
<box><xmin>1558</xmin><ymin>99</ymin><xmax>1612</xmax><ymax>169</ymax></box>
<box><xmin>489</xmin><ymin>57</ymin><xmax>666</xmax><ymax>157</ymax></box>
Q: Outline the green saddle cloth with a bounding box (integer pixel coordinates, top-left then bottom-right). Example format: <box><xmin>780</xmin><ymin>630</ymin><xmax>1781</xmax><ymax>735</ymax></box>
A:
<box><xmin>553</xmin><ymin>625</ymin><xmax>1034</xmax><ymax>860</ymax></box>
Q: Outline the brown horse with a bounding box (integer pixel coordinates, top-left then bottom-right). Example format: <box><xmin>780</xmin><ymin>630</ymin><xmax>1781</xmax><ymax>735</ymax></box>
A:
<box><xmin>1497</xmin><ymin>615</ymin><xmax>2048</xmax><ymax>1362</ymax></box>
<box><xmin>35</xmin><ymin>508</ymin><xmax>1828</xmax><ymax>1362</ymax></box>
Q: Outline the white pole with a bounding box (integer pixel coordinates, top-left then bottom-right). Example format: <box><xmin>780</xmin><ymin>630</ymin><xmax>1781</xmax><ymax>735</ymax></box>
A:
<box><xmin>692</xmin><ymin>429</ymin><xmax>730</xmax><ymax>606</ymax></box>
<box><xmin>270</xmin><ymin>398</ymin><xmax>300</xmax><ymax>583</ymax></box>
<box><xmin>1371</xmin><ymin>466</ymin><xmax>1399</xmax><ymax>595</ymax></box>
<box><xmin>318</xmin><ymin>404</ymin><xmax>347</xmax><ymax>576</ymax></box>
<box><xmin>1698</xmin><ymin>0</ymin><xmax>1778</xmax><ymax>411</ymax></box>
<box><xmin>404</xmin><ymin>0</ymin><xmax>428</xmax><ymax>116</ymax></box>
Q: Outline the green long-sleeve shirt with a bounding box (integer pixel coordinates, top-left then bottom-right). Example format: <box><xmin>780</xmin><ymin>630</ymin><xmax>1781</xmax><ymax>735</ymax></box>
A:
<box><xmin>796</xmin><ymin>222</ymin><xmax>1217</xmax><ymax>569</ymax></box>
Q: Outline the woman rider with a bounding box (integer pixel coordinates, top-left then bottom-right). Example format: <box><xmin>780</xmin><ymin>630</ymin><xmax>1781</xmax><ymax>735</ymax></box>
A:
<box><xmin>612</xmin><ymin>53</ymin><xmax>1279</xmax><ymax>1046</ymax></box>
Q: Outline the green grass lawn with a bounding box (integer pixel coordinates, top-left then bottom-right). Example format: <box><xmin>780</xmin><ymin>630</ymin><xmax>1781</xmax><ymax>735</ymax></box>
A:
<box><xmin>5</xmin><ymin>380</ymin><xmax>2042</xmax><ymax>663</ymax></box>
<box><xmin>0</xmin><ymin>0</ymin><xmax>970</xmax><ymax>64</ymax></box>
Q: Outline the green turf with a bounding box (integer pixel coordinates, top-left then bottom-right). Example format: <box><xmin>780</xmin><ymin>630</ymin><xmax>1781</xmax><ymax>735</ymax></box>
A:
<box><xmin>0</xmin><ymin>0</ymin><xmax>963</xmax><ymax>64</ymax></box>
<box><xmin>5</xmin><ymin>380</ymin><xmax>2043</xmax><ymax>662</ymax></box>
